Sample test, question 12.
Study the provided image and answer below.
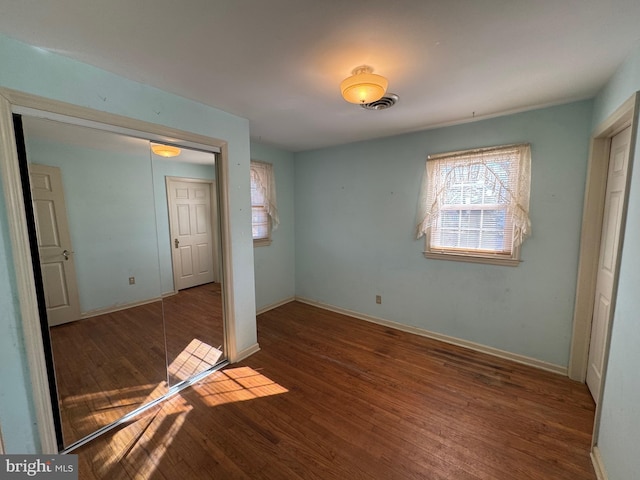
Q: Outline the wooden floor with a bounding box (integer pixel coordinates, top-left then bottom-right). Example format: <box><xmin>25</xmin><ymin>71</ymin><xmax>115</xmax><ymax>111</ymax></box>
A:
<box><xmin>74</xmin><ymin>301</ymin><xmax>597</xmax><ymax>479</ymax></box>
<box><xmin>50</xmin><ymin>300</ymin><xmax>168</xmax><ymax>447</ymax></box>
<box><xmin>162</xmin><ymin>282</ymin><xmax>225</xmax><ymax>385</ymax></box>
<box><xmin>50</xmin><ymin>283</ymin><xmax>224</xmax><ymax>447</ymax></box>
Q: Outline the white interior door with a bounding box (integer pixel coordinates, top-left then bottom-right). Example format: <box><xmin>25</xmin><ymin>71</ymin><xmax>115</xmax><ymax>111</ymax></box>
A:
<box><xmin>29</xmin><ymin>164</ymin><xmax>81</xmax><ymax>326</ymax></box>
<box><xmin>167</xmin><ymin>178</ymin><xmax>216</xmax><ymax>291</ymax></box>
<box><xmin>586</xmin><ymin>126</ymin><xmax>631</xmax><ymax>402</ymax></box>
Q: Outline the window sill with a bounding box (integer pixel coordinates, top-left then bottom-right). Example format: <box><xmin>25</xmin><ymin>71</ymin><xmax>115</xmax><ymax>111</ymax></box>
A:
<box><xmin>253</xmin><ymin>238</ymin><xmax>272</xmax><ymax>247</ymax></box>
<box><xmin>423</xmin><ymin>251</ymin><xmax>520</xmax><ymax>267</ymax></box>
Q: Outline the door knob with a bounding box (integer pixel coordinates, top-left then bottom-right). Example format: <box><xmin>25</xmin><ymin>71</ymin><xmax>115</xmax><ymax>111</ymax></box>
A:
<box><xmin>62</xmin><ymin>249</ymin><xmax>70</xmax><ymax>260</ymax></box>
<box><xmin>174</xmin><ymin>238</ymin><xmax>180</xmax><ymax>249</ymax></box>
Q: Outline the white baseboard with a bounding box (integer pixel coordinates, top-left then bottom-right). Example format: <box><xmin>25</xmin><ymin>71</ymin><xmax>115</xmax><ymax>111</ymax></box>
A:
<box><xmin>591</xmin><ymin>446</ymin><xmax>609</xmax><ymax>480</ymax></box>
<box><xmin>234</xmin><ymin>343</ymin><xmax>260</xmax><ymax>363</ymax></box>
<box><xmin>256</xmin><ymin>296</ymin><xmax>296</xmax><ymax>315</ymax></box>
<box><xmin>80</xmin><ymin>296</ymin><xmax>163</xmax><ymax>320</ymax></box>
<box><xmin>295</xmin><ymin>297</ymin><xmax>567</xmax><ymax>376</ymax></box>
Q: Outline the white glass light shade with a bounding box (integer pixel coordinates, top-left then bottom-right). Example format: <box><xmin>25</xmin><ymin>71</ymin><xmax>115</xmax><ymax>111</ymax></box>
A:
<box><xmin>340</xmin><ymin>66</ymin><xmax>388</xmax><ymax>104</ymax></box>
<box><xmin>151</xmin><ymin>144</ymin><xmax>181</xmax><ymax>158</ymax></box>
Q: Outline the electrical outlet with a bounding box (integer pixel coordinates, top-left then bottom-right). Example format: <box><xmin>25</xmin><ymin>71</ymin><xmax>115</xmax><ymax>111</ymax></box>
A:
<box><xmin>129</xmin><ymin>277</ymin><xmax>135</xmax><ymax>285</ymax></box>
<box><xmin>376</xmin><ymin>295</ymin><xmax>382</xmax><ymax>304</ymax></box>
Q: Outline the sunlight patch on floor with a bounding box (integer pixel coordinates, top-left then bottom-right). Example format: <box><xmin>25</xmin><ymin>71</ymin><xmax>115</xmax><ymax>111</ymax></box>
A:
<box><xmin>90</xmin><ymin>346</ymin><xmax>286</xmax><ymax>476</ymax></box>
<box><xmin>195</xmin><ymin>366</ymin><xmax>289</xmax><ymax>407</ymax></box>
<box><xmin>70</xmin><ymin>338</ymin><xmax>219</xmax><ymax>440</ymax></box>
<box><xmin>62</xmin><ymin>381</ymin><xmax>168</xmax><ymax>441</ymax></box>
<box><xmin>168</xmin><ymin>338</ymin><xmax>223</xmax><ymax>383</ymax></box>
<box><xmin>62</xmin><ymin>383</ymin><xmax>163</xmax><ymax>405</ymax></box>
<box><xmin>95</xmin><ymin>404</ymin><xmax>192</xmax><ymax>479</ymax></box>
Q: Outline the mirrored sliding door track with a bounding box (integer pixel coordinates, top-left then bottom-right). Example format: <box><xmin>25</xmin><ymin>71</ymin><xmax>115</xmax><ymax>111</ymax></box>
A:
<box><xmin>60</xmin><ymin>360</ymin><xmax>229</xmax><ymax>454</ymax></box>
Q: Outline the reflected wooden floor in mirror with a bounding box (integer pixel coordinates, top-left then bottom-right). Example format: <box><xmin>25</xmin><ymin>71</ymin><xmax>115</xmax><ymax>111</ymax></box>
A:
<box><xmin>72</xmin><ymin>301</ymin><xmax>596</xmax><ymax>480</ymax></box>
<box><xmin>162</xmin><ymin>282</ymin><xmax>225</xmax><ymax>386</ymax></box>
<box><xmin>50</xmin><ymin>282</ymin><xmax>224</xmax><ymax>447</ymax></box>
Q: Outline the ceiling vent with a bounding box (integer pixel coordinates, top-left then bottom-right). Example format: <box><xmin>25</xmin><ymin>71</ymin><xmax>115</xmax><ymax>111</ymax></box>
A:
<box><xmin>360</xmin><ymin>94</ymin><xmax>399</xmax><ymax>111</ymax></box>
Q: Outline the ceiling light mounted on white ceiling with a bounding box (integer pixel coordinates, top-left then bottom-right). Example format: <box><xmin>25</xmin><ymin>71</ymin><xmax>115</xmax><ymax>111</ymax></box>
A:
<box><xmin>151</xmin><ymin>143</ymin><xmax>181</xmax><ymax>157</ymax></box>
<box><xmin>340</xmin><ymin>65</ymin><xmax>388</xmax><ymax>104</ymax></box>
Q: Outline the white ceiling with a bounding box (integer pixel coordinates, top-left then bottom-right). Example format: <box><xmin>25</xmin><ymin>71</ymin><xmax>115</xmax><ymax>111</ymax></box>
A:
<box><xmin>1</xmin><ymin>0</ymin><xmax>640</xmax><ymax>152</ymax></box>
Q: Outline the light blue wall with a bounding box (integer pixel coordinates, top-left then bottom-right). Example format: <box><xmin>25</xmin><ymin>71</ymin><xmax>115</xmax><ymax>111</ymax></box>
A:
<box><xmin>23</xmin><ymin>136</ymin><xmax>216</xmax><ymax>310</ymax></box>
<box><xmin>0</xmin><ymin>181</ymin><xmax>40</xmax><ymax>452</ymax></box>
<box><xmin>294</xmin><ymin>100</ymin><xmax>593</xmax><ymax>367</ymax></box>
<box><xmin>250</xmin><ymin>142</ymin><xmax>296</xmax><ymax>310</ymax></box>
<box><xmin>592</xmin><ymin>41</ymin><xmax>640</xmax><ymax>128</ymax></box>
<box><xmin>24</xmin><ymin>138</ymin><xmax>163</xmax><ymax>312</ymax></box>
<box><xmin>0</xmin><ymin>33</ymin><xmax>256</xmax><ymax>453</ymax></box>
<box><xmin>591</xmin><ymin>43</ymin><xmax>640</xmax><ymax>480</ymax></box>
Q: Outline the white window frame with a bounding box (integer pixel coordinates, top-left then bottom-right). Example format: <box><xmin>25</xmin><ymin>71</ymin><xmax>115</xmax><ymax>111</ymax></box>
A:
<box><xmin>250</xmin><ymin>160</ymin><xmax>278</xmax><ymax>247</ymax></box>
<box><xmin>416</xmin><ymin>144</ymin><xmax>531</xmax><ymax>266</ymax></box>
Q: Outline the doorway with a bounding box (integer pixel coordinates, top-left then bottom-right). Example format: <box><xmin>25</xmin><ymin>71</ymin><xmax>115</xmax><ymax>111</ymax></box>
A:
<box><xmin>569</xmin><ymin>93</ymin><xmax>638</xmax><ymax>392</ymax></box>
<box><xmin>0</xmin><ymin>87</ymin><xmax>258</xmax><ymax>455</ymax></box>
<box><xmin>13</xmin><ymin>112</ymin><xmax>229</xmax><ymax>451</ymax></box>
<box><xmin>167</xmin><ymin>177</ymin><xmax>220</xmax><ymax>291</ymax></box>
<box><xmin>585</xmin><ymin>126</ymin><xmax>631</xmax><ymax>401</ymax></box>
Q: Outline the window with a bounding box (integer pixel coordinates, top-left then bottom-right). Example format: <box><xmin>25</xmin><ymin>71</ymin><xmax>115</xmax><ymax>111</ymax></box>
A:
<box><xmin>250</xmin><ymin>161</ymin><xmax>279</xmax><ymax>246</ymax></box>
<box><xmin>416</xmin><ymin>144</ymin><xmax>531</xmax><ymax>266</ymax></box>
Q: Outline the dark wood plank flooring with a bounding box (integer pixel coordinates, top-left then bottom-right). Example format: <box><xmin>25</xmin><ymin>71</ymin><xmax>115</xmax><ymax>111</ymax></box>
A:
<box><xmin>73</xmin><ymin>301</ymin><xmax>597</xmax><ymax>479</ymax></box>
<box><xmin>50</xmin><ymin>283</ymin><xmax>224</xmax><ymax>447</ymax></box>
<box><xmin>162</xmin><ymin>282</ymin><xmax>225</xmax><ymax>385</ymax></box>
<box><xmin>50</xmin><ymin>300</ymin><xmax>168</xmax><ymax>447</ymax></box>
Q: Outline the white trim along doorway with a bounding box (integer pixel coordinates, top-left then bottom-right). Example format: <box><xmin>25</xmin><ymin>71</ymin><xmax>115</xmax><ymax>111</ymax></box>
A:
<box><xmin>0</xmin><ymin>87</ymin><xmax>237</xmax><ymax>454</ymax></box>
<box><xmin>569</xmin><ymin>93</ymin><xmax>638</xmax><ymax>384</ymax></box>
<box><xmin>567</xmin><ymin>92</ymin><xmax>638</xmax><ymax>467</ymax></box>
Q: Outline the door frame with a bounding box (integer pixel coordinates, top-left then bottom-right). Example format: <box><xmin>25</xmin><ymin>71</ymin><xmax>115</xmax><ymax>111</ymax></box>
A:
<box><xmin>0</xmin><ymin>88</ymin><xmax>237</xmax><ymax>453</ymax></box>
<box><xmin>166</xmin><ymin>176</ymin><xmax>221</xmax><ymax>291</ymax></box>
<box><xmin>569</xmin><ymin>92</ymin><xmax>638</xmax><ymax>383</ymax></box>
<box><xmin>568</xmin><ymin>93</ymin><xmax>638</xmax><ymax>453</ymax></box>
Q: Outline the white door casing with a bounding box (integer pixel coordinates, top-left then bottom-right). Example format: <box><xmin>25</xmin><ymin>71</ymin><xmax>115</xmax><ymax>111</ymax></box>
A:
<box><xmin>0</xmin><ymin>89</ymin><xmax>242</xmax><ymax>454</ymax></box>
<box><xmin>586</xmin><ymin>126</ymin><xmax>631</xmax><ymax>401</ymax></box>
<box><xmin>167</xmin><ymin>178</ymin><xmax>216</xmax><ymax>291</ymax></box>
<box><xmin>29</xmin><ymin>164</ymin><xmax>81</xmax><ymax>326</ymax></box>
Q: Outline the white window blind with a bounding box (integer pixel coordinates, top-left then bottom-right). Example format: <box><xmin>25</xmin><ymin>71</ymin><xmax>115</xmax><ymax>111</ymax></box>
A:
<box><xmin>250</xmin><ymin>161</ymin><xmax>279</xmax><ymax>243</ymax></box>
<box><xmin>416</xmin><ymin>144</ymin><xmax>531</xmax><ymax>264</ymax></box>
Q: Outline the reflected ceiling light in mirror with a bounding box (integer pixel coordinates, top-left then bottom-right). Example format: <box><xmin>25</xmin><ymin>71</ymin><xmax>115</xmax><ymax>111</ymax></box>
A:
<box><xmin>340</xmin><ymin>65</ymin><xmax>388</xmax><ymax>104</ymax></box>
<box><xmin>151</xmin><ymin>143</ymin><xmax>181</xmax><ymax>157</ymax></box>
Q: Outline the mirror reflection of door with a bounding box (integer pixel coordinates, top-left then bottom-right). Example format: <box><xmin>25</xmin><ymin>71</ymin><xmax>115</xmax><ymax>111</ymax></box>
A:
<box><xmin>28</xmin><ymin>164</ymin><xmax>81</xmax><ymax>326</ymax></box>
<box><xmin>18</xmin><ymin>116</ymin><xmax>226</xmax><ymax>449</ymax></box>
<box><xmin>168</xmin><ymin>178</ymin><xmax>215</xmax><ymax>290</ymax></box>
<box><xmin>159</xmin><ymin>171</ymin><xmax>225</xmax><ymax>386</ymax></box>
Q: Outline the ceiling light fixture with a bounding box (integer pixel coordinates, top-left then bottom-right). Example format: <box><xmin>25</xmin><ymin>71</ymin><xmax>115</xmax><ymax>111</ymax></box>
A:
<box><xmin>340</xmin><ymin>65</ymin><xmax>388</xmax><ymax>104</ymax></box>
<box><xmin>151</xmin><ymin>144</ymin><xmax>181</xmax><ymax>158</ymax></box>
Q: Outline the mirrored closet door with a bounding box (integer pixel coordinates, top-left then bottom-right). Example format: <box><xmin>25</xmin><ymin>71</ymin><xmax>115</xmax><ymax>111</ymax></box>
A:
<box><xmin>16</xmin><ymin>115</ymin><xmax>226</xmax><ymax>450</ymax></box>
<box><xmin>151</xmin><ymin>148</ymin><xmax>226</xmax><ymax>387</ymax></box>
